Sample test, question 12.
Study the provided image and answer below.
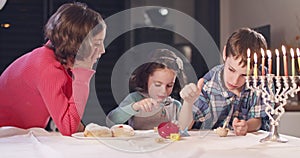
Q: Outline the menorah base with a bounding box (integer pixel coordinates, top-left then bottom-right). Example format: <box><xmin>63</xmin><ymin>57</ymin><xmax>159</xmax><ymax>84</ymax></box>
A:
<box><xmin>260</xmin><ymin>125</ymin><xmax>288</xmax><ymax>143</ymax></box>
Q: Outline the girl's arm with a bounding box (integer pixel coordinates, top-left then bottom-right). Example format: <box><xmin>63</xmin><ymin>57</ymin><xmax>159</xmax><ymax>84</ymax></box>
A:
<box><xmin>106</xmin><ymin>93</ymin><xmax>141</xmax><ymax>127</ymax></box>
<box><xmin>178</xmin><ymin>79</ymin><xmax>204</xmax><ymax>130</ymax></box>
<box><xmin>178</xmin><ymin>100</ymin><xmax>194</xmax><ymax>130</ymax></box>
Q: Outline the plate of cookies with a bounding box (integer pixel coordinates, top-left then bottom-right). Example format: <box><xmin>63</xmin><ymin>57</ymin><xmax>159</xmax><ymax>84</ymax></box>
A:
<box><xmin>72</xmin><ymin>123</ymin><xmax>155</xmax><ymax>140</ymax></box>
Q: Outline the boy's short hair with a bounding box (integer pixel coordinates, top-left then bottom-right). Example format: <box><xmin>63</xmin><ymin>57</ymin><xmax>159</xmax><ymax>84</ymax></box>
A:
<box><xmin>225</xmin><ymin>27</ymin><xmax>267</xmax><ymax>68</ymax></box>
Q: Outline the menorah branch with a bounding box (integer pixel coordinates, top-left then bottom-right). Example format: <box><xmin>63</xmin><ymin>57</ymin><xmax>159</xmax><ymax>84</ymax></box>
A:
<box><xmin>246</xmin><ymin>74</ymin><xmax>300</xmax><ymax>143</ymax></box>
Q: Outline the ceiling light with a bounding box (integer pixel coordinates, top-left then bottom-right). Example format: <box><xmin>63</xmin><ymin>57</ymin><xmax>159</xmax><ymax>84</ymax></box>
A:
<box><xmin>1</xmin><ymin>23</ymin><xmax>10</xmax><ymax>28</ymax></box>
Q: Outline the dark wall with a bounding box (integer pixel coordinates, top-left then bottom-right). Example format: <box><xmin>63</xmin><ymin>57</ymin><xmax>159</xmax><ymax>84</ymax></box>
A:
<box><xmin>0</xmin><ymin>0</ymin><xmax>127</xmax><ymax>116</ymax></box>
<box><xmin>195</xmin><ymin>0</ymin><xmax>220</xmax><ymax>47</ymax></box>
<box><xmin>0</xmin><ymin>0</ymin><xmax>44</xmax><ymax>73</ymax></box>
<box><xmin>0</xmin><ymin>0</ymin><xmax>127</xmax><ymax>72</ymax></box>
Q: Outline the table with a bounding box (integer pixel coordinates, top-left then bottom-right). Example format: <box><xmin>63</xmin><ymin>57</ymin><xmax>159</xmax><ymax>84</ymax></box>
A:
<box><xmin>1</xmin><ymin>126</ymin><xmax>300</xmax><ymax>158</ymax></box>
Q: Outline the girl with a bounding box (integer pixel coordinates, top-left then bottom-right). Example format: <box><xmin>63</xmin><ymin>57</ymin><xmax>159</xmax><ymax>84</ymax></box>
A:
<box><xmin>106</xmin><ymin>49</ymin><xmax>186</xmax><ymax>130</ymax></box>
<box><xmin>0</xmin><ymin>2</ymin><xmax>106</xmax><ymax>136</ymax></box>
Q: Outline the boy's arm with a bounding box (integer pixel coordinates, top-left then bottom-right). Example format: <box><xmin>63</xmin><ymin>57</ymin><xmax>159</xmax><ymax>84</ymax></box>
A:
<box><xmin>247</xmin><ymin>91</ymin><xmax>269</xmax><ymax>131</ymax></box>
<box><xmin>233</xmin><ymin>117</ymin><xmax>261</xmax><ymax>136</ymax></box>
<box><xmin>247</xmin><ymin>117</ymin><xmax>261</xmax><ymax>132</ymax></box>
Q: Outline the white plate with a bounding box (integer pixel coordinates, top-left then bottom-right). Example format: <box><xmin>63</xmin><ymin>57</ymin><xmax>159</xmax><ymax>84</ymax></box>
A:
<box><xmin>72</xmin><ymin>130</ymin><xmax>157</xmax><ymax>140</ymax></box>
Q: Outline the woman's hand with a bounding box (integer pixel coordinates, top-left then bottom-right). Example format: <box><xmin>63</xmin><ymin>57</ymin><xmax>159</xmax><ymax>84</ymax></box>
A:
<box><xmin>77</xmin><ymin>122</ymin><xmax>85</xmax><ymax>132</ymax></box>
<box><xmin>132</xmin><ymin>98</ymin><xmax>159</xmax><ymax>112</ymax></box>
<box><xmin>73</xmin><ymin>47</ymin><xmax>100</xmax><ymax>69</ymax></box>
<box><xmin>73</xmin><ymin>30</ymin><xmax>106</xmax><ymax>69</ymax></box>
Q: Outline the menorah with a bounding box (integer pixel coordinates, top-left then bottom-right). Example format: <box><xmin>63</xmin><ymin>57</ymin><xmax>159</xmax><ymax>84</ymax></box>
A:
<box><xmin>246</xmin><ymin>74</ymin><xmax>300</xmax><ymax>143</ymax></box>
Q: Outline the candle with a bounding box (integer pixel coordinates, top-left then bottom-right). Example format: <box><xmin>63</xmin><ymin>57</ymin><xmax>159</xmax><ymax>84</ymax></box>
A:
<box><xmin>282</xmin><ymin>45</ymin><xmax>288</xmax><ymax>76</ymax></box>
<box><xmin>297</xmin><ymin>48</ymin><xmax>300</xmax><ymax>72</ymax></box>
<box><xmin>275</xmin><ymin>49</ymin><xmax>280</xmax><ymax>76</ymax></box>
<box><xmin>261</xmin><ymin>48</ymin><xmax>265</xmax><ymax>76</ymax></box>
<box><xmin>254</xmin><ymin>52</ymin><xmax>258</xmax><ymax>77</ymax></box>
<box><xmin>266</xmin><ymin>50</ymin><xmax>272</xmax><ymax>74</ymax></box>
<box><xmin>247</xmin><ymin>48</ymin><xmax>251</xmax><ymax>76</ymax></box>
<box><xmin>290</xmin><ymin>48</ymin><xmax>295</xmax><ymax>76</ymax></box>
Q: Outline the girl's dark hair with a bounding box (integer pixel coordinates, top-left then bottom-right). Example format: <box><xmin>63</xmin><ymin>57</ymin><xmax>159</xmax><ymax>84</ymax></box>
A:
<box><xmin>44</xmin><ymin>2</ymin><xmax>106</xmax><ymax>65</ymax></box>
<box><xmin>225</xmin><ymin>27</ymin><xmax>267</xmax><ymax>68</ymax></box>
<box><xmin>129</xmin><ymin>49</ymin><xmax>187</xmax><ymax>94</ymax></box>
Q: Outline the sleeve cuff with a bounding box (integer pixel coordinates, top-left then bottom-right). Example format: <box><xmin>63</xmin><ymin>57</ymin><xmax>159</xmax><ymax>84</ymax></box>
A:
<box><xmin>71</xmin><ymin>67</ymin><xmax>95</xmax><ymax>83</ymax></box>
<box><xmin>120</xmin><ymin>103</ymin><xmax>139</xmax><ymax>115</ymax></box>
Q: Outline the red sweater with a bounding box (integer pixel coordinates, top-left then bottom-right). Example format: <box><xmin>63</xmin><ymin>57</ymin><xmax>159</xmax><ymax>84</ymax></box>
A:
<box><xmin>0</xmin><ymin>46</ymin><xmax>95</xmax><ymax>136</ymax></box>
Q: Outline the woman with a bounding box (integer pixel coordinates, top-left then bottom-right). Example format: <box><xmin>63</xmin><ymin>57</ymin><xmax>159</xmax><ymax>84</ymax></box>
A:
<box><xmin>0</xmin><ymin>2</ymin><xmax>106</xmax><ymax>136</ymax></box>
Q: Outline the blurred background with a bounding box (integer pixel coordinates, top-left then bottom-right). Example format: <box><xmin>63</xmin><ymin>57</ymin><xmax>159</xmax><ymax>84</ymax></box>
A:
<box><xmin>0</xmin><ymin>0</ymin><xmax>217</xmax><ymax>118</ymax></box>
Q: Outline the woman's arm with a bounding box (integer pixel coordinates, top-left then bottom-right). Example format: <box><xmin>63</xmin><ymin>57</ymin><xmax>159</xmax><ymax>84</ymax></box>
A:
<box><xmin>38</xmin><ymin>67</ymin><xmax>94</xmax><ymax>136</ymax></box>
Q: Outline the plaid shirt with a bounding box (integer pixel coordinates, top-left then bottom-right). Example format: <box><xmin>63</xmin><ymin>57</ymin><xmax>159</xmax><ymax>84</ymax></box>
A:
<box><xmin>192</xmin><ymin>65</ymin><xmax>270</xmax><ymax>131</ymax></box>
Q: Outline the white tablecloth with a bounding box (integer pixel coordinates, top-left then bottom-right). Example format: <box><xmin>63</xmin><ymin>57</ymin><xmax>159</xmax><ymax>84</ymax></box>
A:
<box><xmin>0</xmin><ymin>126</ymin><xmax>300</xmax><ymax>158</ymax></box>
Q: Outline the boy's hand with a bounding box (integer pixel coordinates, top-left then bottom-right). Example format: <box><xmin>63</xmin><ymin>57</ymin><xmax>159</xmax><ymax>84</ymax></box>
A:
<box><xmin>232</xmin><ymin>117</ymin><xmax>248</xmax><ymax>136</ymax></box>
<box><xmin>180</xmin><ymin>78</ymin><xmax>204</xmax><ymax>105</ymax></box>
<box><xmin>132</xmin><ymin>98</ymin><xmax>159</xmax><ymax>112</ymax></box>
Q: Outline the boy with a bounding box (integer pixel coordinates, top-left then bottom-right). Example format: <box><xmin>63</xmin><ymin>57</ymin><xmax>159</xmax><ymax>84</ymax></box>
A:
<box><xmin>179</xmin><ymin>27</ymin><xmax>268</xmax><ymax>136</ymax></box>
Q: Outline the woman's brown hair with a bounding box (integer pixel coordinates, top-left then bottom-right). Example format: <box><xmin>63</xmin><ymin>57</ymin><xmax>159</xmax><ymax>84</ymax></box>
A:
<box><xmin>44</xmin><ymin>2</ymin><xmax>106</xmax><ymax>65</ymax></box>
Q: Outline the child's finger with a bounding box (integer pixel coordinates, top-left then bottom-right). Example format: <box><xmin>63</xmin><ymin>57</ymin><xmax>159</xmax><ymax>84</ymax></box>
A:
<box><xmin>145</xmin><ymin>104</ymin><xmax>152</xmax><ymax>112</ymax></box>
<box><xmin>148</xmin><ymin>98</ymin><xmax>159</xmax><ymax>110</ymax></box>
<box><xmin>144</xmin><ymin>98</ymin><xmax>158</xmax><ymax>112</ymax></box>
<box><xmin>233</xmin><ymin>117</ymin><xmax>239</xmax><ymax>126</ymax></box>
<box><xmin>145</xmin><ymin>98</ymin><xmax>156</xmax><ymax>110</ymax></box>
<box><xmin>196</xmin><ymin>78</ymin><xmax>204</xmax><ymax>94</ymax></box>
<box><xmin>237</xmin><ymin>120</ymin><xmax>247</xmax><ymax>127</ymax></box>
<box><xmin>184</xmin><ymin>83</ymin><xmax>198</xmax><ymax>96</ymax></box>
<box><xmin>187</xmin><ymin>83</ymin><xmax>197</xmax><ymax>92</ymax></box>
<box><xmin>140</xmin><ymin>104</ymin><xmax>146</xmax><ymax>112</ymax></box>
<box><xmin>150</xmin><ymin>99</ymin><xmax>159</xmax><ymax>108</ymax></box>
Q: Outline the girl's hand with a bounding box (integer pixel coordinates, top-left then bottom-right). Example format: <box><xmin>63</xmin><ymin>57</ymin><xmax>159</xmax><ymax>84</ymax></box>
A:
<box><xmin>180</xmin><ymin>78</ymin><xmax>204</xmax><ymax>105</ymax></box>
<box><xmin>232</xmin><ymin>117</ymin><xmax>248</xmax><ymax>136</ymax></box>
<box><xmin>132</xmin><ymin>98</ymin><xmax>159</xmax><ymax>112</ymax></box>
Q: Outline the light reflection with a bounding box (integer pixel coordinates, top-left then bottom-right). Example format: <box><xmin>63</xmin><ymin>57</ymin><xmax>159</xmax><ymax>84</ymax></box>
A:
<box><xmin>1</xmin><ymin>23</ymin><xmax>10</xmax><ymax>28</ymax></box>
